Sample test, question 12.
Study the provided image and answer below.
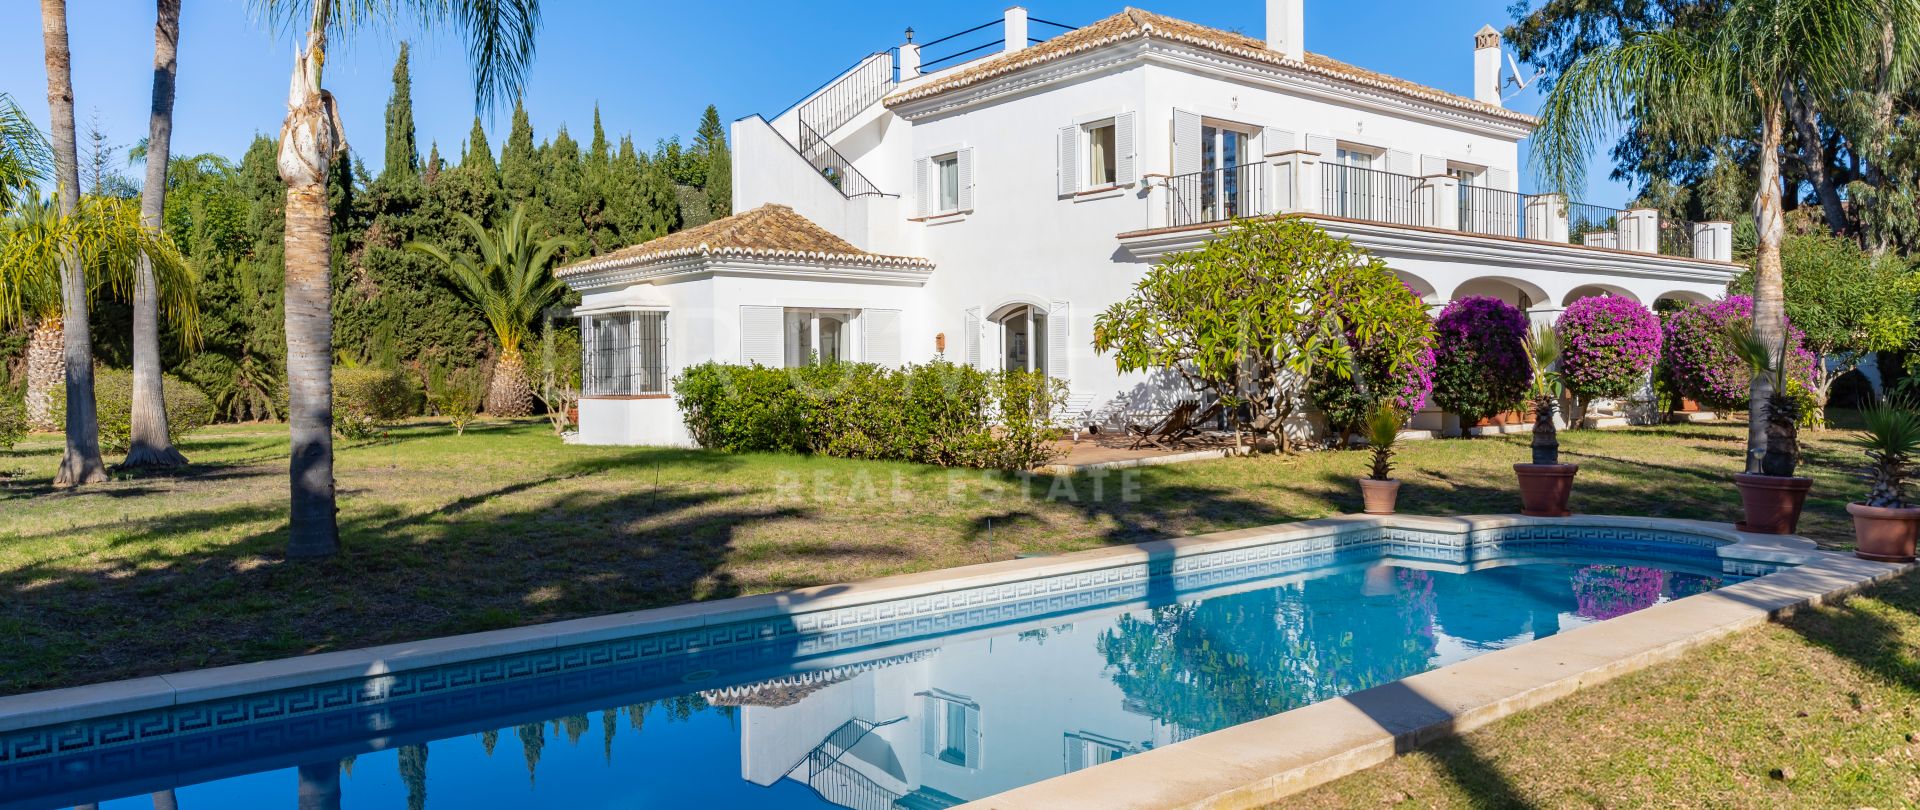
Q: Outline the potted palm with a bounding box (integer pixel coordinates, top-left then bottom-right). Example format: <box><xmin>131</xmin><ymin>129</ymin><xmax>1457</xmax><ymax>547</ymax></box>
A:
<box><xmin>1514</xmin><ymin>324</ymin><xmax>1577</xmax><ymax>516</ymax></box>
<box><xmin>1847</xmin><ymin>398</ymin><xmax>1920</xmax><ymax>562</ymax></box>
<box><xmin>1727</xmin><ymin>327</ymin><xmax>1811</xmax><ymax>534</ymax></box>
<box><xmin>1358</xmin><ymin>403</ymin><xmax>1403</xmax><ymax>514</ymax></box>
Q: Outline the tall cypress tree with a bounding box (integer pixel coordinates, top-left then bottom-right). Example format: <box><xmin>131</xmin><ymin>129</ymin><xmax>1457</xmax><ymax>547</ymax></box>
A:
<box><xmin>500</xmin><ymin>99</ymin><xmax>539</xmax><ymax>205</ymax></box>
<box><xmin>462</xmin><ymin>116</ymin><xmax>496</xmax><ymax>174</ymax></box>
<box><xmin>424</xmin><ymin>141</ymin><xmax>442</xmax><ymax>185</ymax></box>
<box><xmin>695</xmin><ymin>105</ymin><xmax>731</xmax><ymax>219</ymax></box>
<box><xmin>382</xmin><ymin>43</ymin><xmax>419</xmax><ymax>183</ymax></box>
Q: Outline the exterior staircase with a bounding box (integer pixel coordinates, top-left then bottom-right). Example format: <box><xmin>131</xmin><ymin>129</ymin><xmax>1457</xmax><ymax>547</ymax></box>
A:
<box><xmin>790</xmin><ymin>52</ymin><xmax>895</xmax><ymax>198</ymax></box>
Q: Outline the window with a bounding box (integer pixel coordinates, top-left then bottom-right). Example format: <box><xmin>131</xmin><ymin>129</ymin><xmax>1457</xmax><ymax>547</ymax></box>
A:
<box><xmin>996</xmin><ymin>305</ymin><xmax>1047</xmax><ymax>373</ymax></box>
<box><xmin>582</xmin><ymin>310</ymin><xmax>668</xmax><ymax>396</ymax></box>
<box><xmin>920</xmin><ymin>690</ymin><xmax>981</xmax><ymax>769</ymax></box>
<box><xmin>935</xmin><ymin>153</ymin><xmax>960</xmax><ymax>213</ymax></box>
<box><xmin>1063</xmin><ymin>732</ymin><xmax>1139</xmax><ymax>773</ymax></box>
<box><xmin>1085</xmin><ymin>121</ymin><xmax>1117</xmax><ymax>187</ymax></box>
<box><xmin>783</xmin><ymin>308</ymin><xmax>853</xmax><ymax>367</ymax></box>
<box><xmin>1328</xmin><ymin>145</ymin><xmax>1383</xmax><ymax>220</ymax></box>
<box><xmin>1200</xmin><ymin>123</ymin><xmax>1254</xmax><ymax>222</ymax></box>
<box><xmin>940</xmin><ymin>700</ymin><xmax>970</xmax><ymax>765</ymax></box>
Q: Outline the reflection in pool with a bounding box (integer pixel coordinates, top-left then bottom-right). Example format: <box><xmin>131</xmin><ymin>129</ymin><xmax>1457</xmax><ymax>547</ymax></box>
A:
<box><xmin>47</xmin><ymin>557</ymin><xmax>1724</xmax><ymax>810</ymax></box>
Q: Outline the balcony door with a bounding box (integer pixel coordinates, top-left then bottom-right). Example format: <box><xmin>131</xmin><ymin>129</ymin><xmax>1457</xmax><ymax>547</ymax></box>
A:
<box><xmin>1200</xmin><ymin>125</ymin><xmax>1253</xmax><ymax>223</ymax></box>
<box><xmin>1328</xmin><ymin>147</ymin><xmax>1379</xmax><ymax>220</ymax></box>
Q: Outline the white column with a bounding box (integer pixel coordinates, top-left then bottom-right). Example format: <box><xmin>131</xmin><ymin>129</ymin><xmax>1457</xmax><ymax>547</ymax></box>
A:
<box><xmin>1418</xmin><ymin>174</ymin><xmax>1460</xmax><ymax>230</ymax></box>
<box><xmin>1618</xmin><ymin>208</ymin><xmax>1659</xmax><ymax>253</ymax></box>
<box><xmin>1270</xmin><ymin>150</ymin><xmax>1321</xmax><ymax>214</ymax></box>
<box><xmin>898</xmin><ymin>43</ymin><xmax>921</xmax><ymax>80</ymax></box>
<box><xmin>1267</xmin><ymin>0</ymin><xmax>1305</xmax><ymax>61</ymax></box>
<box><xmin>1693</xmin><ymin>221</ymin><xmax>1733</xmax><ymax>262</ymax></box>
<box><xmin>1145</xmin><ymin>174</ymin><xmax>1170</xmax><ymax>228</ymax></box>
<box><xmin>1525</xmin><ymin>193</ymin><xmax>1570</xmax><ymax>242</ymax></box>
<box><xmin>1004</xmin><ymin>6</ymin><xmax>1029</xmax><ymax>53</ymax></box>
<box><xmin>1474</xmin><ymin>26</ymin><xmax>1503</xmax><ymax>106</ymax></box>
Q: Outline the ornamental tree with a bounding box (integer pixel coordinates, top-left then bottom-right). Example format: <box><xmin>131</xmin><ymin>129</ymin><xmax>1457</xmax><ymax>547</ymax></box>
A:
<box><xmin>1308</xmin><ymin>282</ymin><xmax>1436</xmax><ymax>445</ymax></box>
<box><xmin>1731</xmin><ymin>232</ymin><xmax>1920</xmax><ymax>427</ymax></box>
<box><xmin>1659</xmin><ymin>295</ymin><xmax>1816</xmax><ymax>413</ymax></box>
<box><xmin>1094</xmin><ymin>218</ymin><xmax>1410</xmax><ymax>453</ymax></box>
<box><xmin>1431</xmin><ymin>296</ymin><xmax>1532</xmax><ymax>433</ymax></box>
<box><xmin>1555</xmin><ymin>295</ymin><xmax>1662</xmax><ymax>428</ymax></box>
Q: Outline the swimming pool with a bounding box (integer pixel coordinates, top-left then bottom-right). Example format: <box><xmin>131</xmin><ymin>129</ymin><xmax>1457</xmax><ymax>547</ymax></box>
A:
<box><xmin>0</xmin><ymin>520</ymin><xmax>1784</xmax><ymax>809</ymax></box>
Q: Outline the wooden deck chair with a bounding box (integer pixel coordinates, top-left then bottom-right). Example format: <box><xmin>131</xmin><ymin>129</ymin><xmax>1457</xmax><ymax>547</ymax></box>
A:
<box><xmin>1127</xmin><ymin>399</ymin><xmax>1202</xmax><ymax>451</ymax></box>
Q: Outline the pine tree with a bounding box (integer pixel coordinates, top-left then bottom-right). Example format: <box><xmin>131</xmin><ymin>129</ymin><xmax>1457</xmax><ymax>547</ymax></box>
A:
<box><xmin>462</xmin><ymin>116</ymin><xmax>495</xmax><ymax>174</ymax></box>
<box><xmin>500</xmin><ymin>99</ymin><xmax>539</xmax><ymax>205</ymax></box>
<box><xmin>382</xmin><ymin>43</ymin><xmax>419</xmax><ymax>183</ymax></box>
<box><xmin>695</xmin><ymin>105</ymin><xmax>731</xmax><ymax>219</ymax></box>
<box><xmin>542</xmin><ymin>126</ymin><xmax>586</xmax><ymax>256</ymax></box>
<box><xmin>424</xmin><ymin>141</ymin><xmax>442</xmax><ymax>185</ymax></box>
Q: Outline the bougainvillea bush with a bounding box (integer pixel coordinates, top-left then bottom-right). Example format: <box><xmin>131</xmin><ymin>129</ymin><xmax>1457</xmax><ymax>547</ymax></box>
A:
<box><xmin>1659</xmin><ymin>295</ymin><xmax>1817</xmax><ymax>412</ymax></box>
<box><xmin>1555</xmin><ymin>295</ymin><xmax>1662</xmax><ymax>426</ymax></box>
<box><xmin>1431</xmin><ymin>295</ymin><xmax>1532</xmax><ymax>430</ymax></box>
<box><xmin>1308</xmin><ymin>282</ymin><xmax>1437</xmax><ymax>442</ymax></box>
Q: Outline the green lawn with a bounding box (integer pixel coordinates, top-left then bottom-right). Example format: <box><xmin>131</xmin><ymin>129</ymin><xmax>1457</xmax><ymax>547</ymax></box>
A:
<box><xmin>0</xmin><ymin>417</ymin><xmax>1874</xmax><ymax>695</ymax></box>
<box><xmin>1291</xmin><ymin>568</ymin><xmax>1920</xmax><ymax>808</ymax></box>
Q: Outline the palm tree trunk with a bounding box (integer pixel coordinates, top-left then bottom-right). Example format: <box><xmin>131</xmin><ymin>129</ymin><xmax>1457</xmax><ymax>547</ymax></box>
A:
<box><xmin>40</xmin><ymin>0</ymin><xmax>106</xmax><ymax>487</ymax></box>
<box><xmin>125</xmin><ymin>0</ymin><xmax>186</xmax><ymax>469</ymax></box>
<box><xmin>486</xmin><ymin>348</ymin><xmax>533</xmax><ymax>417</ymax></box>
<box><xmin>1746</xmin><ymin>100</ymin><xmax>1789</xmax><ymax>475</ymax></box>
<box><xmin>24</xmin><ymin>314</ymin><xmax>61</xmax><ymax>430</ymax></box>
<box><xmin>280</xmin><ymin>0</ymin><xmax>341</xmax><ymax>557</ymax></box>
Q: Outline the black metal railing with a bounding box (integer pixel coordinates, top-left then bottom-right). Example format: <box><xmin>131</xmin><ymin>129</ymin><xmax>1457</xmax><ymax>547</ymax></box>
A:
<box><xmin>1320</xmin><ymin>163</ymin><xmax>1422</xmax><ymax>226</ymax></box>
<box><xmin>797</xmin><ymin>52</ymin><xmax>894</xmax><ymax>152</ymax></box>
<box><xmin>1659</xmin><ymin>218</ymin><xmax>1695</xmax><ymax>258</ymax></box>
<box><xmin>1166</xmin><ymin>162</ymin><xmax>1267</xmax><ymax>227</ymax></box>
<box><xmin>789</xmin><ymin>718</ymin><xmax>905</xmax><ymax>810</ymax></box>
<box><xmin>1565</xmin><ymin>202</ymin><xmax>1624</xmax><ymax>246</ymax></box>
<box><xmin>917</xmin><ymin>16</ymin><xmax>1079</xmax><ymax>72</ymax></box>
<box><xmin>1457</xmin><ymin>184</ymin><xmax>1526</xmax><ymax>239</ymax></box>
<box><xmin>799</xmin><ymin>120</ymin><xmax>884</xmax><ymax>198</ymax></box>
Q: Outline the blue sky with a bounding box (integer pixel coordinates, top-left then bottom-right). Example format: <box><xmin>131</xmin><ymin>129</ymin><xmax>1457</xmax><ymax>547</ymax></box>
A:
<box><xmin>0</xmin><ymin>0</ymin><xmax>1630</xmax><ymax>202</ymax></box>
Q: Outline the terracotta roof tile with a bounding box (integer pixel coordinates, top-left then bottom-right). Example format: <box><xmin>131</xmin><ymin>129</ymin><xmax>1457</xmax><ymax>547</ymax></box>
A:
<box><xmin>886</xmin><ymin>8</ymin><xmax>1536</xmax><ymax>126</ymax></box>
<box><xmin>555</xmin><ymin>204</ymin><xmax>932</xmax><ymax>278</ymax></box>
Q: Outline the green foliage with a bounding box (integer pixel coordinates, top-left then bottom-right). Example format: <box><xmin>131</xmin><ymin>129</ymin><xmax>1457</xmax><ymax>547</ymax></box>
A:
<box><xmin>427</xmin><ymin>366</ymin><xmax>485</xmax><ymax>435</ymax></box>
<box><xmin>1853</xmin><ymin>398</ymin><xmax>1920</xmax><ymax>508</ymax></box>
<box><xmin>0</xmin><ymin>395</ymin><xmax>25</xmax><ymax>449</ymax></box>
<box><xmin>333</xmin><ymin>366</ymin><xmax>414</xmax><ymax>440</ymax></box>
<box><xmin>1732</xmin><ymin>232</ymin><xmax>1920</xmax><ymax>379</ymax></box>
<box><xmin>1364</xmin><ymin>403</ymin><xmax>1401</xmax><ymax>481</ymax></box>
<box><xmin>673</xmin><ymin>361</ymin><xmax>1065</xmax><ymax>470</ymax></box>
<box><xmin>407</xmin><ymin>206</ymin><xmax>571</xmax><ymax>358</ymax></box>
<box><xmin>1096</xmin><ymin>219</ymin><xmax>1410</xmax><ymax>451</ymax></box>
<box><xmin>533</xmin><ymin>321</ymin><xmax>581</xmax><ymax>436</ymax></box>
<box><xmin>52</xmin><ymin>369</ymin><xmax>212</xmax><ymax>455</ymax></box>
<box><xmin>383</xmin><ymin>43</ymin><xmax>419</xmax><ymax>183</ymax></box>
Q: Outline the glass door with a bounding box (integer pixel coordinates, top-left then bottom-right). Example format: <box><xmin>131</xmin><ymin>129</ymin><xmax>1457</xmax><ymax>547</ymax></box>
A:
<box><xmin>1201</xmin><ymin>125</ymin><xmax>1251</xmax><ymax>222</ymax></box>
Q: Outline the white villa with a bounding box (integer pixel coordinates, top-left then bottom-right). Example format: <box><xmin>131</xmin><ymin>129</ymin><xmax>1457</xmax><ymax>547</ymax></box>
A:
<box><xmin>555</xmin><ymin>1</ymin><xmax>1741</xmax><ymax>447</ymax></box>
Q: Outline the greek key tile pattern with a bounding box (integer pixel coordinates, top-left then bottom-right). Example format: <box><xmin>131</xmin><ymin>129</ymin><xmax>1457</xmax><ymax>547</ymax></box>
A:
<box><xmin>0</xmin><ymin>524</ymin><xmax>1755</xmax><ymax>768</ymax></box>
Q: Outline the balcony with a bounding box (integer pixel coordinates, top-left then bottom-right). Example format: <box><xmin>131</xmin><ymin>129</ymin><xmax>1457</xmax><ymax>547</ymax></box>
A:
<box><xmin>1156</xmin><ymin>158</ymin><xmax>1726</xmax><ymax>262</ymax></box>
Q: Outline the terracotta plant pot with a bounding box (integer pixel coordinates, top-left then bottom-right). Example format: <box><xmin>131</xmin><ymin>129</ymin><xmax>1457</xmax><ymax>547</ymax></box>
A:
<box><xmin>1359</xmin><ymin>478</ymin><xmax>1401</xmax><ymax>515</ymax></box>
<box><xmin>1733</xmin><ymin>473</ymin><xmax>1813</xmax><ymax>535</ymax></box>
<box><xmin>1848</xmin><ymin>502</ymin><xmax>1920</xmax><ymax>563</ymax></box>
<box><xmin>1513</xmin><ymin>463</ymin><xmax>1578</xmax><ymax>517</ymax></box>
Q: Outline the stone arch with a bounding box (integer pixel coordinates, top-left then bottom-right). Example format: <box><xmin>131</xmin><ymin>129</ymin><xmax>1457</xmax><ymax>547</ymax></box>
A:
<box><xmin>1561</xmin><ymin>283</ymin><xmax>1641</xmax><ymax>307</ymax></box>
<box><xmin>1391</xmin><ymin>269</ymin><xmax>1441</xmax><ymax>305</ymax></box>
<box><xmin>1447</xmin><ymin>276</ymin><xmax>1552</xmax><ymax>312</ymax></box>
<box><xmin>1653</xmin><ymin>289</ymin><xmax>1712</xmax><ymax>310</ymax></box>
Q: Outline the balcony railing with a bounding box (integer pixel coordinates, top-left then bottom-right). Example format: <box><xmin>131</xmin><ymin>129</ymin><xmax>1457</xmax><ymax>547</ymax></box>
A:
<box><xmin>1458</xmin><ymin>184</ymin><xmax>1526</xmax><ymax>239</ymax></box>
<box><xmin>1658</xmin><ymin>218</ymin><xmax>1695</xmax><ymax>258</ymax></box>
<box><xmin>1167</xmin><ymin>163</ymin><xmax>1268</xmax><ymax>227</ymax></box>
<box><xmin>799</xmin><ymin>120</ymin><xmax>885</xmax><ymax>198</ymax></box>
<box><xmin>1566</xmin><ymin>202</ymin><xmax>1624</xmax><ymax>246</ymax></box>
<box><xmin>1321</xmin><ymin>164</ymin><xmax>1422</xmax><ymax>227</ymax></box>
<box><xmin>797</xmin><ymin>52</ymin><xmax>894</xmax><ymax>154</ymax></box>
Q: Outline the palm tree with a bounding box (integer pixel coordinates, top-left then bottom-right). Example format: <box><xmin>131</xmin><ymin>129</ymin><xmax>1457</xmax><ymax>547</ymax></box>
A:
<box><xmin>408</xmin><ymin>206</ymin><xmax>571</xmax><ymax>416</ymax></box>
<box><xmin>1532</xmin><ymin>0</ymin><xmax>1920</xmax><ymax>472</ymax></box>
<box><xmin>126</xmin><ymin>0</ymin><xmax>187</xmax><ymax>468</ymax></box>
<box><xmin>0</xmin><ymin>92</ymin><xmax>50</xmax><ymax>211</ymax></box>
<box><xmin>255</xmin><ymin>0</ymin><xmax>541</xmax><ymax>558</ymax></box>
<box><xmin>37</xmin><ymin>0</ymin><xmax>107</xmax><ymax>486</ymax></box>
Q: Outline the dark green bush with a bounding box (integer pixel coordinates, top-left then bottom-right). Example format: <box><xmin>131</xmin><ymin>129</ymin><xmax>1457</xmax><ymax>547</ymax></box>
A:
<box><xmin>0</xmin><ymin>396</ymin><xmax>25</xmax><ymax>450</ymax></box>
<box><xmin>52</xmin><ymin>369</ymin><xmax>214</xmax><ymax>454</ymax></box>
<box><xmin>333</xmin><ymin>366</ymin><xmax>414</xmax><ymax>439</ymax></box>
<box><xmin>673</xmin><ymin>360</ymin><xmax>1065</xmax><ymax>469</ymax></box>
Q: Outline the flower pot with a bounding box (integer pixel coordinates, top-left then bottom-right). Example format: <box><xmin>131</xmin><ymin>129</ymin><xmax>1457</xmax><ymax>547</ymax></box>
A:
<box><xmin>1359</xmin><ymin>478</ymin><xmax>1401</xmax><ymax>515</ymax></box>
<box><xmin>1513</xmin><ymin>463</ymin><xmax>1578</xmax><ymax>517</ymax></box>
<box><xmin>1732</xmin><ymin>473</ymin><xmax>1813</xmax><ymax>535</ymax></box>
<box><xmin>1848</xmin><ymin>502</ymin><xmax>1920</xmax><ymax>563</ymax></box>
<box><xmin>1680</xmin><ymin>398</ymin><xmax>1702</xmax><ymax>413</ymax></box>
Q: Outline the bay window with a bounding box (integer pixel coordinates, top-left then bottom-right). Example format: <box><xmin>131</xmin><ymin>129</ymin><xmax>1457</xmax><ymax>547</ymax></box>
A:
<box><xmin>581</xmin><ymin>310</ymin><xmax>668</xmax><ymax>396</ymax></box>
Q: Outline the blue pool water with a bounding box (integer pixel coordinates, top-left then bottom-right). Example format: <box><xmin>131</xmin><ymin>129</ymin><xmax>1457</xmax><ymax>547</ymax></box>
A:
<box><xmin>5</xmin><ymin>545</ymin><xmax>1734</xmax><ymax>810</ymax></box>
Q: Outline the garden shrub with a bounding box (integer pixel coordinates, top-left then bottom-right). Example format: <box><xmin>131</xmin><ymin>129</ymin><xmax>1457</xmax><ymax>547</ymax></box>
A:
<box><xmin>1431</xmin><ymin>296</ymin><xmax>1532</xmax><ymax>429</ymax></box>
<box><xmin>1309</xmin><ymin>282</ymin><xmax>1437</xmax><ymax>443</ymax></box>
<box><xmin>673</xmin><ymin>360</ymin><xmax>1064</xmax><ymax>469</ymax></box>
<box><xmin>0</xmin><ymin>396</ymin><xmax>25</xmax><ymax>450</ymax></box>
<box><xmin>1659</xmin><ymin>295</ymin><xmax>1816</xmax><ymax>412</ymax></box>
<box><xmin>1556</xmin><ymin>296</ymin><xmax>1662</xmax><ymax>425</ymax></box>
<box><xmin>427</xmin><ymin>367</ymin><xmax>486</xmax><ymax>435</ymax></box>
<box><xmin>52</xmin><ymin>369</ymin><xmax>214</xmax><ymax>454</ymax></box>
<box><xmin>333</xmin><ymin>366</ymin><xmax>414</xmax><ymax>439</ymax></box>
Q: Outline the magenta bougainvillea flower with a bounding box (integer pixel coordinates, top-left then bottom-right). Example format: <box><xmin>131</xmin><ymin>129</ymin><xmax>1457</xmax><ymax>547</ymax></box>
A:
<box><xmin>1556</xmin><ymin>296</ymin><xmax>1662</xmax><ymax>400</ymax></box>
<box><xmin>1431</xmin><ymin>295</ymin><xmax>1531</xmax><ymax>425</ymax></box>
<box><xmin>1659</xmin><ymin>295</ymin><xmax>1817</xmax><ymax>410</ymax></box>
<box><xmin>1572</xmin><ymin>565</ymin><xmax>1667</xmax><ymax>621</ymax></box>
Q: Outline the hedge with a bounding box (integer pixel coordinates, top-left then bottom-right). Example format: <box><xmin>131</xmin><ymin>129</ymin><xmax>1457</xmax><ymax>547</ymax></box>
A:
<box><xmin>674</xmin><ymin>360</ymin><xmax>1065</xmax><ymax>470</ymax></box>
<box><xmin>334</xmin><ymin>366</ymin><xmax>416</xmax><ymax>439</ymax></box>
<box><xmin>52</xmin><ymin>369</ymin><xmax>214</xmax><ymax>454</ymax></box>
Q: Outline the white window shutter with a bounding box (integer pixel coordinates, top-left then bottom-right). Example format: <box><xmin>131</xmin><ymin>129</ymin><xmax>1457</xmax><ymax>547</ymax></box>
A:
<box><xmin>957</xmin><ymin>148</ymin><xmax>974</xmax><ymax>211</ymax></box>
<box><xmin>579</xmin><ymin>316</ymin><xmax>596</xmax><ymax>395</ymax></box>
<box><xmin>921</xmin><ymin>696</ymin><xmax>940</xmax><ymax>756</ymax></box>
<box><xmin>1064</xmin><ymin>736</ymin><xmax>1086</xmax><ymax>773</ymax></box>
<box><xmin>1057</xmin><ymin>125</ymin><xmax>1078</xmax><ymax>197</ymax></box>
<box><xmin>739</xmin><ymin>305</ymin><xmax>784</xmax><ymax>367</ymax></box>
<box><xmin>861</xmin><ymin>309</ymin><xmax>901</xmax><ymax>368</ymax></box>
<box><xmin>1171</xmin><ymin>109</ymin><xmax>1201</xmax><ymax>176</ymax></box>
<box><xmin>963</xmin><ymin>307</ymin><xmax>982</xmax><ymax>369</ymax></box>
<box><xmin>1387</xmin><ymin>150</ymin><xmax>1414</xmax><ymax>176</ymax></box>
<box><xmin>1487</xmin><ymin>167</ymin><xmax>1511</xmax><ymax>191</ymax></box>
<box><xmin>1114</xmin><ymin>111</ymin><xmax>1136</xmax><ymax>186</ymax></box>
<box><xmin>914</xmin><ymin>157</ymin><xmax>929</xmax><ymax>216</ymax></box>
<box><xmin>1262</xmin><ymin>127</ymin><xmax>1295</xmax><ymax>155</ymax></box>
<box><xmin>1421</xmin><ymin>155</ymin><xmax>1448</xmax><ymax>177</ymax></box>
<box><xmin>1305</xmin><ymin>134</ymin><xmax>1337</xmax><ymax>156</ymax></box>
<box><xmin>963</xmin><ymin>705</ymin><xmax>981</xmax><ymax>767</ymax></box>
<box><xmin>1046</xmin><ymin>301</ymin><xmax>1070</xmax><ymax>383</ymax></box>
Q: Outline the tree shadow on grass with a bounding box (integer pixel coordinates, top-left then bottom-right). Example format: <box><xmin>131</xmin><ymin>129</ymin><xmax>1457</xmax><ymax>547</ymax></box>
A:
<box><xmin>1776</xmin><ymin>572</ymin><xmax>1920</xmax><ymax>698</ymax></box>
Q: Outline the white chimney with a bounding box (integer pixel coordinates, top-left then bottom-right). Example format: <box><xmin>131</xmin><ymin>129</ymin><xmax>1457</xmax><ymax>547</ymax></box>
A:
<box><xmin>1267</xmin><ymin>0</ymin><xmax>1304</xmax><ymax>61</ymax></box>
<box><xmin>1474</xmin><ymin>25</ymin><xmax>1503</xmax><ymax>106</ymax></box>
<box><xmin>1005</xmin><ymin>6</ymin><xmax>1029</xmax><ymax>53</ymax></box>
<box><xmin>899</xmin><ymin>42</ymin><xmax>921</xmax><ymax>79</ymax></box>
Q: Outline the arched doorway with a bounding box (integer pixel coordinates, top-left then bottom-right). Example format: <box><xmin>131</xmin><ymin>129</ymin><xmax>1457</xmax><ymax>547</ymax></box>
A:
<box><xmin>990</xmin><ymin>303</ymin><xmax>1049</xmax><ymax>372</ymax></box>
<box><xmin>1561</xmin><ymin>284</ymin><xmax>1640</xmax><ymax>307</ymax></box>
